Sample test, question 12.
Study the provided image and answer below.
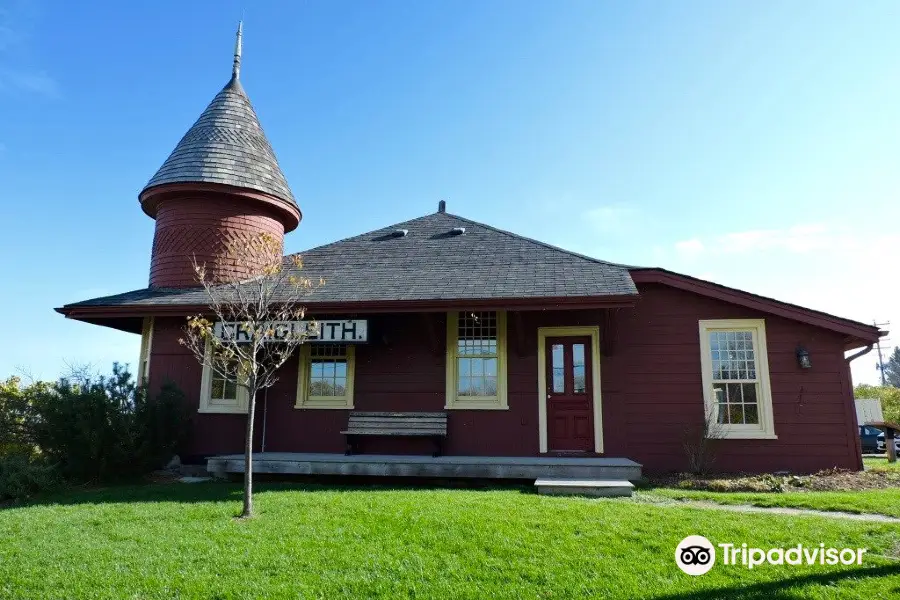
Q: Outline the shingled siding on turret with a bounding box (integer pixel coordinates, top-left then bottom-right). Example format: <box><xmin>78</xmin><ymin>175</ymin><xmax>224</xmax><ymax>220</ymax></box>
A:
<box><xmin>149</xmin><ymin>195</ymin><xmax>285</xmax><ymax>288</ymax></box>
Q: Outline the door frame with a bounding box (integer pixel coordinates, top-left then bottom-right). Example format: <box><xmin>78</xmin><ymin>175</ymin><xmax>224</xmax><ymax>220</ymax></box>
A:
<box><xmin>537</xmin><ymin>326</ymin><xmax>603</xmax><ymax>454</ymax></box>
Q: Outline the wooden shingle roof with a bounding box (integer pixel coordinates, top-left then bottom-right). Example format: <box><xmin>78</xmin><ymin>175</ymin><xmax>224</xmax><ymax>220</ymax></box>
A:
<box><xmin>139</xmin><ymin>75</ymin><xmax>295</xmax><ymax>206</ymax></box>
<box><xmin>61</xmin><ymin>211</ymin><xmax>638</xmax><ymax>310</ymax></box>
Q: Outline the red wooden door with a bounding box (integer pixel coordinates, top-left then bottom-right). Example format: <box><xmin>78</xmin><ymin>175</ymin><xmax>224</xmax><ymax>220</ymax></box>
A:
<box><xmin>546</xmin><ymin>336</ymin><xmax>594</xmax><ymax>452</ymax></box>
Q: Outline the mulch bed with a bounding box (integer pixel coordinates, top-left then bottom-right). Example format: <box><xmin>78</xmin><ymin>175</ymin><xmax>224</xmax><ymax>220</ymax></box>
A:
<box><xmin>647</xmin><ymin>467</ymin><xmax>900</xmax><ymax>493</ymax></box>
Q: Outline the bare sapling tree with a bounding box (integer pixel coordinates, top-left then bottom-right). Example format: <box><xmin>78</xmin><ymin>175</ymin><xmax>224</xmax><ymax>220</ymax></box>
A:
<box><xmin>681</xmin><ymin>403</ymin><xmax>726</xmax><ymax>475</ymax></box>
<box><xmin>180</xmin><ymin>232</ymin><xmax>321</xmax><ymax>518</ymax></box>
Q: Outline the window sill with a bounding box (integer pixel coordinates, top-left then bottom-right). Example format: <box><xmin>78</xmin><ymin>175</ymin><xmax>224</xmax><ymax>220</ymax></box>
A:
<box><xmin>444</xmin><ymin>403</ymin><xmax>510</xmax><ymax>411</ymax></box>
<box><xmin>198</xmin><ymin>406</ymin><xmax>248</xmax><ymax>415</ymax></box>
<box><xmin>294</xmin><ymin>402</ymin><xmax>355</xmax><ymax>410</ymax></box>
<box><xmin>711</xmin><ymin>432</ymin><xmax>778</xmax><ymax>440</ymax></box>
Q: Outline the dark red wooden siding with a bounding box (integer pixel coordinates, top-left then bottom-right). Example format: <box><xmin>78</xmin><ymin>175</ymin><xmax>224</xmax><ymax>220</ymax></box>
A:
<box><xmin>148</xmin><ymin>282</ymin><xmax>862</xmax><ymax>473</ymax></box>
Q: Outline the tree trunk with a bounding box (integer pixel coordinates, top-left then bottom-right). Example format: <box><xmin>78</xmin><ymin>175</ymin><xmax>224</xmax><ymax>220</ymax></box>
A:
<box><xmin>241</xmin><ymin>389</ymin><xmax>257</xmax><ymax>518</ymax></box>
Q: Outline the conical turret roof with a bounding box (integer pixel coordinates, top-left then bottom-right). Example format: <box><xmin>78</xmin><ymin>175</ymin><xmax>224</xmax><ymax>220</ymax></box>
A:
<box><xmin>140</xmin><ymin>25</ymin><xmax>295</xmax><ymax>207</ymax></box>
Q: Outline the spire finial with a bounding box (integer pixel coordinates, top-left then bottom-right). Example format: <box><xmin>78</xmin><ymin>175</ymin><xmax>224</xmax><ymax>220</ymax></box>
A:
<box><xmin>232</xmin><ymin>21</ymin><xmax>243</xmax><ymax>80</ymax></box>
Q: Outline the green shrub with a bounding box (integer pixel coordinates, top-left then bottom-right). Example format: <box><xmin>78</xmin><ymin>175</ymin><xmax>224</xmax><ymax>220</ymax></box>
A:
<box><xmin>26</xmin><ymin>364</ymin><xmax>191</xmax><ymax>484</ymax></box>
<box><xmin>132</xmin><ymin>382</ymin><xmax>191</xmax><ymax>473</ymax></box>
<box><xmin>0</xmin><ymin>455</ymin><xmax>61</xmax><ymax>502</ymax></box>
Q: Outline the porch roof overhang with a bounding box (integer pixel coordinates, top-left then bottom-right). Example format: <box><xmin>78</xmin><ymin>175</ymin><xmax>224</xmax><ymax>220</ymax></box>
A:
<box><xmin>630</xmin><ymin>268</ymin><xmax>885</xmax><ymax>350</ymax></box>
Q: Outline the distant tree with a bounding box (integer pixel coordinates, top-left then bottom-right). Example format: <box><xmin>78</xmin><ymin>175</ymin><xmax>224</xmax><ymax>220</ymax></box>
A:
<box><xmin>854</xmin><ymin>384</ymin><xmax>900</xmax><ymax>425</ymax></box>
<box><xmin>180</xmin><ymin>233</ymin><xmax>321</xmax><ymax>519</ymax></box>
<box><xmin>882</xmin><ymin>347</ymin><xmax>900</xmax><ymax>388</ymax></box>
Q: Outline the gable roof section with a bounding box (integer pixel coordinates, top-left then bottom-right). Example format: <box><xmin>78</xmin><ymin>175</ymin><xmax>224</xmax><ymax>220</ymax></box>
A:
<box><xmin>59</xmin><ymin>211</ymin><xmax>638</xmax><ymax>315</ymax></box>
<box><xmin>630</xmin><ymin>267</ymin><xmax>883</xmax><ymax>347</ymax></box>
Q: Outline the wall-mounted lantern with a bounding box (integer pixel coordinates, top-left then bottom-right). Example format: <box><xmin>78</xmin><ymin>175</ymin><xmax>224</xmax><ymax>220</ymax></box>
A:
<box><xmin>796</xmin><ymin>346</ymin><xmax>812</xmax><ymax>369</ymax></box>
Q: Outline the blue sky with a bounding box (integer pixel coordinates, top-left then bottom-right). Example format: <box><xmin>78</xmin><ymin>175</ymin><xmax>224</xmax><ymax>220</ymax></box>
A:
<box><xmin>0</xmin><ymin>0</ymin><xmax>897</xmax><ymax>385</ymax></box>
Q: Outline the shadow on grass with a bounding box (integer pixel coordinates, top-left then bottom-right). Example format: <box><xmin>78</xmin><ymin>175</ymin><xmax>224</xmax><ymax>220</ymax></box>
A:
<box><xmin>2</xmin><ymin>476</ymin><xmax>534</xmax><ymax>510</ymax></box>
<box><xmin>652</xmin><ymin>564</ymin><xmax>900</xmax><ymax>600</ymax></box>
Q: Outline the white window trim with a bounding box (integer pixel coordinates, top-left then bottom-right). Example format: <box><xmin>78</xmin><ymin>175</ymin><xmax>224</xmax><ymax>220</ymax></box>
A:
<box><xmin>445</xmin><ymin>311</ymin><xmax>509</xmax><ymax>410</ymax></box>
<box><xmin>198</xmin><ymin>339</ymin><xmax>250</xmax><ymax>414</ymax></box>
<box><xmin>138</xmin><ymin>316</ymin><xmax>154</xmax><ymax>384</ymax></box>
<box><xmin>295</xmin><ymin>345</ymin><xmax>356</xmax><ymax>409</ymax></box>
<box><xmin>699</xmin><ymin>319</ymin><xmax>777</xmax><ymax>440</ymax></box>
<box><xmin>536</xmin><ymin>326</ymin><xmax>603</xmax><ymax>454</ymax></box>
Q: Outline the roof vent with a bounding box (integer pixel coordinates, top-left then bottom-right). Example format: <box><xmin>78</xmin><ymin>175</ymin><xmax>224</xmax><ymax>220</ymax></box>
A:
<box><xmin>391</xmin><ymin>229</ymin><xmax>409</xmax><ymax>238</ymax></box>
<box><xmin>450</xmin><ymin>227</ymin><xmax>466</xmax><ymax>236</ymax></box>
<box><xmin>438</xmin><ymin>200</ymin><xmax>446</xmax><ymax>213</ymax></box>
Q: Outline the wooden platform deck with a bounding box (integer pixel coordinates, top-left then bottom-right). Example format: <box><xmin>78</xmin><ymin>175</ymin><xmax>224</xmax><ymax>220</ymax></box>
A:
<box><xmin>207</xmin><ymin>453</ymin><xmax>642</xmax><ymax>481</ymax></box>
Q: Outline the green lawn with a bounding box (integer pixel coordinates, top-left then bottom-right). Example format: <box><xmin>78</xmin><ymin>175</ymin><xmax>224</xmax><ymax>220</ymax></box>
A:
<box><xmin>1</xmin><ymin>483</ymin><xmax>899</xmax><ymax>599</ymax></box>
<box><xmin>864</xmin><ymin>456</ymin><xmax>900</xmax><ymax>472</ymax></box>
<box><xmin>651</xmin><ymin>487</ymin><xmax>900</xmax><ymax>518</ymax></box>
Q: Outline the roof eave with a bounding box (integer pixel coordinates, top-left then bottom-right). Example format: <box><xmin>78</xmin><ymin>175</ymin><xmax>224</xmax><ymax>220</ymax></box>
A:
<box><xmin>139</xmin><ymin>181</ymin><xmax>301</xmax><ymax>232</ymax></box>
<box><xmin>57</xmin><ymin>294</ymin><xmax>638</xmax><ymax>321</ymax></box>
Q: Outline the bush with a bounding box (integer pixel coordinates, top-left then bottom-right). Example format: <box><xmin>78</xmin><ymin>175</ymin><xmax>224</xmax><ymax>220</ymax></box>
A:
<box><xmin>0</xmin><ymin>376</ymin><xmax>46</xmax><ymax>457</ymax></box>
<box><xmin>133</xmin><ymin>382</ymin><xmax>191</xmax><ymax>473</ymax></box>
<box><xmin>0</xmin><ymin>455</ymin><xmax>61</xmax><ymax>502</ymax></box>
<box><xmin>7</xmin><ymin>364</ymin><xmax>191</xmax><ymax>485</ymax></box>
<box><xmin>32</xmin><ymin>365</ymin><xmax>139</xmax><ymax>482</ymax></box>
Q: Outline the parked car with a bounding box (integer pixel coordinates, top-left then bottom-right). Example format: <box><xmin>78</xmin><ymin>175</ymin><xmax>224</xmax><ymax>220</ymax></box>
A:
<box><xmin>876</xmin><ymin>431</ymin><xmax>900</xmax><ymax>454</ymax></box>
<box><xmin>859</xmin><ymin>425</ymin><xmax>883</xmax><ymax>453</ymax></box>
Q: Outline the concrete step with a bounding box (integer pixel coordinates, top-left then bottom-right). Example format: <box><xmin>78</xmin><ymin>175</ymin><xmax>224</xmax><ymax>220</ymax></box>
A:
<box><xmin>534</xmin><ymin>478</ymin><xmax>635</xmax><ymax>498</ymax></box>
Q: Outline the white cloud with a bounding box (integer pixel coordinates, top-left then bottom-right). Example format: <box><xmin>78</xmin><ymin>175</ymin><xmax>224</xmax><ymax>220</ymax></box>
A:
<box><xmin>674</xmin><ymin>238</ymin><xmax>705</xmax><ymax>258</ymax></box>
<box><xmin>668</xmin><ymin>222</ymin><xmax>900</xmax><ymax>386</ymax></box>
<box><xmin>717</xmin><ymin>223</ymin><xmax>835</xmax><ymax>254</ymax></box>
<box><xmin>584</xmin><ymin>205</ymin><xmax>635</xmax><ymax>233</ymax></box>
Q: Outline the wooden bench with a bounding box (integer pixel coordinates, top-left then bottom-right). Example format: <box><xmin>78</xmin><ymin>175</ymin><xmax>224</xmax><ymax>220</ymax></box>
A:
<box><xmin>341</xmin><ymin>412</ymin><xmax>448</xmax><ymax>457</ymax></box>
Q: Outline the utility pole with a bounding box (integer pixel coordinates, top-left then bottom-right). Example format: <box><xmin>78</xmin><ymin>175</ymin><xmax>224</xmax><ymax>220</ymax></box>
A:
<box><xmin>874</xmin><ymin>320</ymin><xmax>890</xmax><ymax>386</ymax></box>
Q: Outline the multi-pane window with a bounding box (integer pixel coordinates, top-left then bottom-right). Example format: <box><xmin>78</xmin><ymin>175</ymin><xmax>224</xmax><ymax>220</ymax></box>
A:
<box><xmin>199</xmin><ymin>341</ymin><xmax>248</xmax><ymax>414</ymax></box>
<box><xmin>309</xmin><ymin>345</ymin><xmax>349</xmax><ymax>397</ymax></box>
<box><xmin>295</xmin><ymin>344</ymin><xmax>355</xmax><ymax>409</ymax></box>
<box><xmin>709</xmin><ymin>331</ymin><xmax>759</xmax><ymax>425</ymax></box>
<box><xmin>457</xmin><ymin>312</ymin><xmax>498</xmax><ymax>397</ymax></box>
<box><xmin>445</xmin><ymin>311</ymin><xmax>508</xmax><ymax>409</ymax></box>
<box><xmin>210</xmin><ymin>359</ymin><xmax>240</xmax><ymax>403</ymax></box>
<box><xmin>699</xmin><ymin>320</ymin><xmax>775</xmax><ymax>439</ymax></box>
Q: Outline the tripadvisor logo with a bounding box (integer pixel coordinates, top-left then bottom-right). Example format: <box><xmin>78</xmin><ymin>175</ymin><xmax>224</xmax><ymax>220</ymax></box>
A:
<box><xmin>675</xmin><ymin>535</ymin><xmax>716</xmax><ymax>575</ymax></box>
<box><xmin>675</xmin><ymin>536</ymin><xmax>868</xmax><ymax>576</ymax></box>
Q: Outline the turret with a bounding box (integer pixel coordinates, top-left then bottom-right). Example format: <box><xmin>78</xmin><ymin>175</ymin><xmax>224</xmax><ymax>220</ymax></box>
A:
<box><xmin>138</xmin><ymin>23</ymin><xmax>300</xmax><ymax>288</ymax></box>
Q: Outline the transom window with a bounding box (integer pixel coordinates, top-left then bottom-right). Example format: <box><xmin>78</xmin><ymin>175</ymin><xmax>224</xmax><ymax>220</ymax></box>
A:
<box><xmin>457</xmin><ymin>312</ymin><xmax>499</xmax><ymax>397</ymax></box>
<box><xmin>445</xmin><ymin>311</ymin><xmax>508</xmax><ymax>409</ymax></box>
<box><xmin>296</xmin><ymin>344</ymin><xmax>356</xmax><ymax>409</ymax></box>
<box><xmin>699</xmin><ymin>319</ymin><xmax>776</xmax><ymax>439</ymax></box>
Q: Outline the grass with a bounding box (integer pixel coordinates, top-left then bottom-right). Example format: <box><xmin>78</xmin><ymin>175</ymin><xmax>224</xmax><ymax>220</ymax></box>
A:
<box><xmin>651</xmin><ymin>487</ymin><xmax>900</xmax><ymax>518</ymax></box>
<box><xmin>864</xmin><ymin>456</ymin><xmax>900</xmax><ymax>472</ymax></box>
<box><xmin>0</xmin><ymin>482</ymin><xmax>898</xmax><ymax>599</ymax></box>
<box><xmin>650</xmin><ymin>459</ymin><xmax>900</xmax><ymax>518</ymax></box>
